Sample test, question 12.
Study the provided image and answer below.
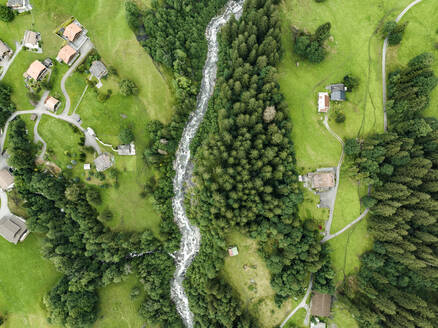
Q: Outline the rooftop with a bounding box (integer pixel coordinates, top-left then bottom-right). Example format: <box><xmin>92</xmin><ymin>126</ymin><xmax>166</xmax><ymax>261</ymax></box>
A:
<box><xmin>57</xmin><ymin>45</ymin><xmax>77</xmax><ymax>64</ymax></box>
<box><xmin>94</xmin><ymin>153</ymin><xmax>114</xmax><ymax>172</ymax></box>
<box><xmin>89</xmin><ymin>60</ymin><xmax>108</xmax><ymax>79</ymax></box>
<box><xmin>0</xmin><ymin>215</ymin><xmax>28</xmax><ymax>244</ymax></box>
<box><xmin>63</xmin><ymin>22</ymin><xmax>82</xmax><ymax>42</ymax></box>
<box><xmin>311</xmin><ymin>292</ymin><xmax>332</xmax><ymax>317</ymax></box>
<box><xmin>24</xmin><ymin>60</ymin><xmax>46</xmax><ymax>80</ymax></box>
<box><xmin>318</xmin><ymin>92</ymin><xmax>329</xmax><ymax>113</ymax></box>
<box><xmin>0</xmin><ymin>169</ymin><xmax>14</xmax><ymax>190</ymax></box>
<box><xmin>0</xmin><ymin>40</ymin><xmax>12</xmax><ymax>57</ymax></box>
<box><xmin>311</xmin><ymin>172</ymin><xmax>335</xmax><ymax>189</ymax></box>
<box><xmin>117</xmin><ymin>142</ymin><xmax>136</xmax><ymax>156</ymax></box>
<box><xmin>44</xmin><ymin>96</ymin><xmax>60</xmax><ymax>111</ymax></box>
<box><xmin>23</xmin><ymin>30</ymin><xmax>39</xmax><ymax>47</ymax></box>
<box><xmin>228</xmin><ymin>247</ymin><xmax>239</xmax><ymax>257</ymax></box>
<box><xmin>7</xmin><ymin>0</ymin><xmax>25</xmax><ymax>7</ymax></box>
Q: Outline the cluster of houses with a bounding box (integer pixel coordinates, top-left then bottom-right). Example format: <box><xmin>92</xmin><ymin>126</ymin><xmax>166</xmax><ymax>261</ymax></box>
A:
<box><xmin>318</xmin><ymin>83</ymin><xmax>347</xmax><ymax>113</ymax></box>
<box><xmin>55</xmin><ymin>19</ymin><xmax>88</xmax><ymax>65</ymax></box>
<box><xmin>0</xmin><ymin>166</ymin><xmax>29</xmax><ymax>245</ymax></box>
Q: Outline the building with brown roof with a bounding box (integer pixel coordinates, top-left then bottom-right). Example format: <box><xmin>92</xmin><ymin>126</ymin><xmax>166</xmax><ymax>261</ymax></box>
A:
<box><xmin>44</xmin><ymin>96</ymin><xmax>60</xmax><ymax>112</ymax></box>
<box><xmin>7</xmin><ymin>0</ymin><xmax>32</xmax><ymax>12</ymax></box>
<box><xmin>63</xmin><ymin>22</ymin><xmax>82</xmax><ymax>42</ymax></box>
<box><xmin>318</xmin><ymin>92</ymin><xmax>329</xmax><ymax>113</ymax></box>
<box><xmin>23</xmin><ymin>60</ymin><xmax>47</xmax><ymax>81</ymax></box>
<box><xmin>0</xmin><ymin>40</ymin><xmax>13</xmax><ymax>62</ymax></box>
<box><xmin>57</xmin><ymin>45</ymin><xmax>77</xmax><ymax>65</ymax></box>
<box><xmin>23</xmin><ymin>30</ymin><xmax>40</xmax><ymax>50</ymax></box>
<box><xmin>311</xmin><ymin>172</ymin><xmax>335</xmax><ymax>190</ymax></box>
<box><xmin>311</xmin><ymin>292</ymin><xmax>332</xmax><ymax>317</ymax></box>
<box><xmin>0</xmin><ymin>169</ymin><xmax>14</xmax><ymax>191</ymax></box>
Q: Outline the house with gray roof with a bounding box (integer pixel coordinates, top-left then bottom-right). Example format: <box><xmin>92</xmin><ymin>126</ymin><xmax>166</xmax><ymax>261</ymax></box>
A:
<box><xmin>94</xmin><ymin>153</ymin><xmax>114</xmax><ymax>172</ymax></box>
<box><xmin>327</xmin><ymin>83</ymin><xmax>347</xmax><ymax>101</ymax></box>
<box><xmin>7</xmin><ymin>0</ymin><xmax>32</xmax><ymax>13</ymax></box>
<box><xmin>0</xmin><ymin>169</ymin><xmax>14</xmax><ymax>191</ymax></box>
<box><xmin>89</xmin><ymin>60</ymin><xmax>108</xmax><ymax>79</ymax></box>
<box><xmin>117</xmin><ymin>142</ymin><xmax>136</xmax><ymax>156</ymax></box>
<box><xmin>0</xmin><ymin>215</ymin><xmax>29</xmax><ymax>244</ymax></box>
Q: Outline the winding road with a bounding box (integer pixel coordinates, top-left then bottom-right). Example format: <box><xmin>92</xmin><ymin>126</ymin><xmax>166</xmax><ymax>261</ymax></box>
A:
<box><xmin>60</xmin><ymin>39</ymin><xmax>94</xmax><ymax>116</ymax></box>
<box><xmin>382</xmin><ymin>0</ymin><xmax>423</xmax><ymax>131</ymax></box>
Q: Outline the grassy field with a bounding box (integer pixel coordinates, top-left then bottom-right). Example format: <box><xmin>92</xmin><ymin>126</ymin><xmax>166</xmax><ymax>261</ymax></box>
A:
<box><xmin>328</xmin><ymin>301</ymin><xmax>358</xmax><ymax>328</ymax></box>
<box><xmin>0</xmin><ymin>235</ymin><xmax>61</xmax><ymax>328</ymax></box>
<box><xmin>284</xmin><ymin>308</ymin><xmax>306</xmax><ymax>328</ymax></box>
<box><xmin>94</xmin><ymin>275</ymin><xmax>158</xmax><ymax>328</ymax></box>
<box><xmin>222</xmin><ymin>230</ymin><xmax>298</xmax><ymax>327</ymax></box>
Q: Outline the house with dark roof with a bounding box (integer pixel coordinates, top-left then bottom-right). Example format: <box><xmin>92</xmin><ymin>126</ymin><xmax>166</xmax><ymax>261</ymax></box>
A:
<box><xmin>0</xmin><ymin>215</ymin><xmax>29</xmax><ymax>244</ymax></box>
<box><xmin>311</xmin><ymin>292</ymin><xmax>332</xmax><ymax>317</ymax></box>
<box><xmin>328</xmin><ymin>84</ymin><xmax>347</xmax><ymax>101</ymax></box>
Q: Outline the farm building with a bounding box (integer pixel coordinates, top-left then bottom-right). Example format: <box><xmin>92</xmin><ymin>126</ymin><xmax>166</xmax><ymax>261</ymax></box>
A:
<box><xmin>318</xmin><ymin>92</ymin><xmax>330</xmax><ymax>113</ymax></box>
<box><xmin>311</xmin><ymin>292</ymin><xmax>332</xmax><ymax>317</ymax></box>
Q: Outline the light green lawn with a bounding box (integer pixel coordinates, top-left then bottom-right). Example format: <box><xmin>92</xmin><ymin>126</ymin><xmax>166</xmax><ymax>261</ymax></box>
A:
<box><xmin>94</xmin><ymin>275</ymin><xmax>157</xmax><ymax>328</ymax></box>
<box><xmin>284</xmin><ymin>308</ymin><xmax>306</xmax><ymax>328</ymax></box>
<box><xmin>38</xmin><ymin>115</ymin><xmax>82</xmax><ymax>168</ymax></box>
<box><xmin>328</xmin><ymin>301</ymin><xmax>358</xmax><ymax>328</ymax></box>
<box><xmin>385</xmin><ymin>0</ymin><xmax>438</xmax><ymax>118</ymax></box>
<box><xmin>222</xmin><ymin>230</ymin><xmax>298</xmax><ymax>328</ymax></box>
<box><xmin>0</xmin><ymin>234</ymin><xmax>61</xmax><ymax>328</ymax></box>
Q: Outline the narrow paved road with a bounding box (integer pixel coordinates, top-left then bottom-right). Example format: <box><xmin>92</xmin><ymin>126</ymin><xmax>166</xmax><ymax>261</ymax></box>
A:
<box><xmin>33</xmin><ymin>114</ymin><xmax>47</xmax><ymax>160</ymax></box>
<box><xmin>0</xmin><ymin>42</ymin><xmax>23</xmax><ymax>81</ymax></box>
<box><xmin>1</xmin><ymin>109</ymin><xmax>101</xmax><ymax>155</ymax></box>
<box><xmin>280</xmin><ymin>279</ymin><xmax>313</xmax><ymax>328</ymax></box>
<box><xmin>323</xmin><ymin>115</ymin><xmax>344</xmax><ymax>237</ymax></box>
<box><xmin>60</xmin><ymin>39</ymin><xmax>94</xmax><ymax>116</ymax></box>
<box><xmin>382</xmin><ymin>0</ymin><xmax>423</xmax><ymax>131</ymax></box>
<box><xmin>322</xmin><ymin>208</ymin><xmax>370</xmax><ymax>243</ymax></box>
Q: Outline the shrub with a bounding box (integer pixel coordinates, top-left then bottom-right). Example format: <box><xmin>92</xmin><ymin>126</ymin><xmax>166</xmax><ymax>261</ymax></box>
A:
<box><xmin>383</xmin><ymin>21</ymin><xmax>408</xmax><ymax>46</ymax></box>
<box><xmin>335</xmin><ymin>111</ymin><xmax>346</xmax><ymax>123</ymax></box>
<box><xmin>119</xmin><ymin>126</ymin><xmax>134</xmax><ymax>144</ymax></box>
<box><xmin>343</xmin><ymin>74</ymin><xmax>360</xmax><ymax>91</ymax></box>
<box><xmin>294</xmin><ymin>22</ymin><xmax>331</xmax><ymax>63</ymax></box>
<box><xmin>99</xmin><ymin>208</ymin><xmax>113</xmax><ymax>221</ymax></box>
<box><xmin>0</xmin><ymin>5</ymin><xmax>14</xmax><ymax>22</ymax></box>
<box><xmin>130</xmin><ymin>286</ymin><xmax>141</xmax><ymax>299</ymax></box>
<box><xmin>119</xmin><ymin>79</ymin><xmax>138</xmax><ymax>96</ymax></box>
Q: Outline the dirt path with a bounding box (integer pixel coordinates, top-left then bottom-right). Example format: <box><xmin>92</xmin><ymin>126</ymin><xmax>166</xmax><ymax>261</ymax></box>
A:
<box><xmin>382</xmin><ymin>0</ymin><xmax>424</xmax><ymax>131</ymax></box>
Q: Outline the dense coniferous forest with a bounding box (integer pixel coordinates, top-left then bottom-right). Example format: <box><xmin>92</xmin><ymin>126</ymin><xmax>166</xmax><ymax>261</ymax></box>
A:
<box><xmin>0</xmin><ymin>83</ymin><xmax>15</xmax><ymax>127</ymax></box>
<box><xmin>341</xmin><ymin>53</ymin><xmax>438</xmax><ymax>327</ymax></box>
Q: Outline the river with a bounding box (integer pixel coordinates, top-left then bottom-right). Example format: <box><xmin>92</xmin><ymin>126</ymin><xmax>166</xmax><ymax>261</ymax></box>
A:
<box><xmin>170</xmin><ymin>0</ymin><xmax>246</xmax><ymax>327</ymax></box>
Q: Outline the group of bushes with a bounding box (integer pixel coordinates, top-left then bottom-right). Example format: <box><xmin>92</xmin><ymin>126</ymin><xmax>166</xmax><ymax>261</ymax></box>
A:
<box><xmin>294</xmin><ymin>22</ymin><xmax>331</xmax><ymax>63</ymax></box>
